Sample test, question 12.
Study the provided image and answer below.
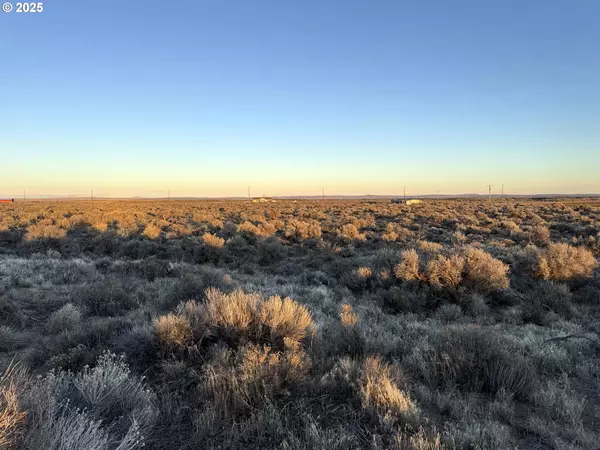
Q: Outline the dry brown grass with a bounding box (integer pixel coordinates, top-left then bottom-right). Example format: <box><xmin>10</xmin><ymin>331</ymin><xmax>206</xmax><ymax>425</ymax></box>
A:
<box><xmin>0</xmin><ymin>366</ymin><xmax>26</xmax><ymax>450</ymax></box>
<box><xmin>392</xmin><ymin>430</ymin><xmax>443</xmax><ymax>450</ymax></box>
<box><xmin>359</xmin><ymin>356</ymin><xmax>419</xmax><ymax>423</ymax></box>
<box><xmin>534</xmin><ymin>242</ymin><xmax>598</xmax><ymax>281</ymax></box>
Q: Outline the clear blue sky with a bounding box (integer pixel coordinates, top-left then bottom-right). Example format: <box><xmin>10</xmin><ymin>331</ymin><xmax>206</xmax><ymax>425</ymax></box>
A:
<box><xmin>1</xmin><ymin>0</ymin><xmax>598</xmax><ymax>197</ymax></box>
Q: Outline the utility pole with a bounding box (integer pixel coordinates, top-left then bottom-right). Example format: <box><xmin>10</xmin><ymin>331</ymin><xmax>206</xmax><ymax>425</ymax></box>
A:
<box><xmin>322</xmin><ymin>187</ymin><xmax>325</xmax><ymax>201</ymax></box>
<box><xmin>404</xmin><ymin>186</ymin><xmax>406</xmax><ymax>202</ymax></box>
<box><xmin>436</xmin><ymin>190</ymin><xmax>440</xmax><ymax>200</ymax></box>
<box><xmin>501</xmin><ymin>184</ymin><xmax>504</xmax><ymax>198</ymax></box>
<box><xmin>91</xmin><ymin>189</ymin><xmax>94</xmax><ymax>201</ymax></box>
<box><xmin>486</xmin><ymin>184</ymin><xmax>494</xmax><ymax>202</ymax></box>
<box><xmin>23</xmin><ymin>190</ymin><xmax>26</xmax><ymax>202</ymax></box>
<box><xmin>247</xmin><ymin>186</ymin><xmax>250</xmax><ymax>200</ymax></box>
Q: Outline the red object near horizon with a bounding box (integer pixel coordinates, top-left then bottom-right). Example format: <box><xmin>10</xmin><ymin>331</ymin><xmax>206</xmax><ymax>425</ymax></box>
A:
<box><xmin>0</xmin><ymin>199</ymin><xmax>15</xmax><ymax>203</ymax></box>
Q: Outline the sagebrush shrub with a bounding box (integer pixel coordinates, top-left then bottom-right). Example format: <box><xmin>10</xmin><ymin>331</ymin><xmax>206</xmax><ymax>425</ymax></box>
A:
<box><xmin>408</xmin><ymin>327</ymin><xmax>536</xmax><ymax>400</ymax></box>
<box><xmin>22</xmin><ymin>352</ymin><xmax>157</xmax><ymax>450</ymax></box>
<box><xmin>202</xmin><ymin>233</ymin><xmax>225</xmax><ymax>248</ymax></box>
<box><xmin>462</xmin><ymin>247</ymin><xmax>509</xmax><ymax>293</ymax></box>
<box><xmin>25</xmin><ymin>223</ymin><xmax>67</xmax><ymax>241</ymax></box>
<box><xmin>338</xmin><ymin>224</ymin><xmax>365</xmax><ymax>242</ymax></box>
<box><xmin>340</xmin><ymin>304</ymin><xmax>358</xmax><ymax>327</ymax></box>
<box><xmin>143</xmin><ymin>224</ymin><xmax>162</xmax><ymax>240</ymax></box>
<box><xmin>155</xmin><ymin>314</ymin><xmax>193</xmax><ymax>349</ymax></box>
<box><xmin>202</xmin><ymin>289</ymin><xmax>314</xmax><ymax>349</ymax></box>
<box><xmin>425</xmin><ymin>255</ymin><xmax>464</xmax><ymax>290</ymax></box>
<box><xmin>531</xmin><ymin>224</ymin><xmax>550</xmax><ymax>244</ymax></box>
<box><xmin>534</xmin><ymin>243</ymin><xmax>597</xmax><ymax>281</ymax></box>
<box><xmin>74</xmin><ymin>281</ymin><xmax>135</xmax><ymax>317</ymax></box>
<box><xmin>394</xmin><ymin>249</ymin><xmax>420</xmax><ymax>281</ymax></box>
<box><xmin>47</xmin><ymin>303</ymin><xmax>82</xmax><ymax>334</ymax></box>
<box><xmin>203</xmin><ymin>288</ymin><xmax>260</xmax><ymax>342</ymax></box>
<box><xmin>343</xmin><ymin>267</ymin><xmax>373</xmax><ymax>291</ymax></box>
<box><xmin>285</xmin><ymin>219</ymin><xmax>322</xmax><ymax>240</ymax></box>
<box><xmin>417</xmin><ymin>241</ymin><xmax>443</xmax><ymax>253</ymax></box>
<box><xmin>258</xmin><ymin>295</ymin><xmax>314</xmax><ymax>346</ymax></box>
<box><xmin>201</xmin><ymin>342</ymin><xmax>310</xmax><ymax>417</ymax></box>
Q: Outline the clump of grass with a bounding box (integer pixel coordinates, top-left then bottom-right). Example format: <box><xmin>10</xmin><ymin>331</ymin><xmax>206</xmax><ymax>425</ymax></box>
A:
<box><xmin>0</xmin><ymin>365</ymin><xmax>26</xmax><ymax>450</ymax></box>
<box><xmin>335</xmin><ymin>304</ymin><xmax>366</xmax><ymax>356</ymax></box>
<box><xmin>0</xmin><ymin>326</ymin><xmax>30</xmax><ymax>352</ymax></box>
<box><xmin>359</xmin><ymin>356</ymin><xmax>419</xmax><ymax>424</ymax></box>
<box><xmin>322</xmin><ymin>356</ymin><xmax>419</xmax><ymax>425</ymax></box>
<box><xmin>534</xmin><ymin>243</ymin><xmax>597</xmax><ymax>281</ymax></box>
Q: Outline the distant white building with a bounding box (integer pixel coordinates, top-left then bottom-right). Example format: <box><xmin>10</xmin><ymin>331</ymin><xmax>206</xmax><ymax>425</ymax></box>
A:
<box><xmin>392</xmin><ymin>198</ymin><xmax>422</xmax><ymax>205</ymax></box>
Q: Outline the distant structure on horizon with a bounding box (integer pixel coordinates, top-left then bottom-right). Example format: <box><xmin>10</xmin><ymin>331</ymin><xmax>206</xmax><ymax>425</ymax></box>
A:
<box><xmin>251</xmin><ymin>197</ymin><xmax>277</xmax><ymax>203</ymax></box>
<box><xmin>0</xmin><ymin>199</ymin><xmax>15</xmax><ymax>203</ymax></box>
<box><xmin>392</xmin><ymin>198</ymin><xmax>422</xmax><ymax>205</ymax></box>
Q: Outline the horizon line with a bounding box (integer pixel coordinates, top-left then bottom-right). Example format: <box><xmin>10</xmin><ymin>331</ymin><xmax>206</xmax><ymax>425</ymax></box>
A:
<box><xmin>2</xmin><ymin>193</ymin><xmax>600</xmax><ymax>201</ymax></box>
